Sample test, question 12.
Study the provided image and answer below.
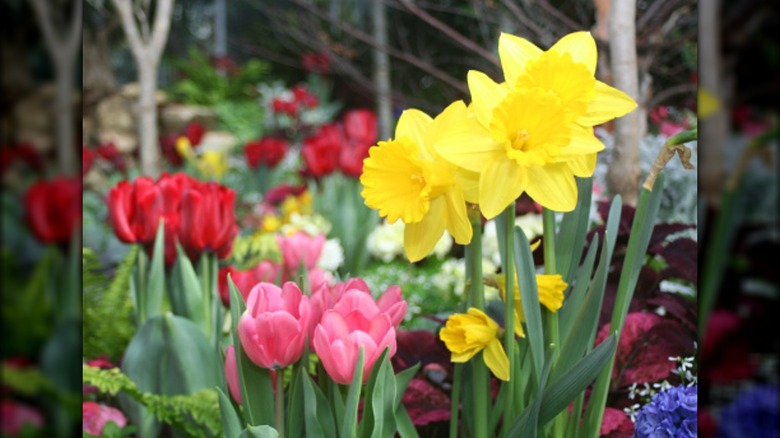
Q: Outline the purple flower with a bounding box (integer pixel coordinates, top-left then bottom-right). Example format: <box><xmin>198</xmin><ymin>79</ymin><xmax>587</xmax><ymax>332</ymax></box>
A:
<box><xmin>633</xmin><ymin>384</ymin><xmax>698</xmax><ymax>438</ymax></box>
<box><xmin>716</xmin><ymin>385</ymin><xmax>779</xmax><ymax>438</ymax></box>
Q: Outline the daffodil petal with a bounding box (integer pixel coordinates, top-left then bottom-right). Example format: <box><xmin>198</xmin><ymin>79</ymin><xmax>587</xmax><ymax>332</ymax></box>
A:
<box><xmin>578</xmin><ymin>81</ymin><xmax>637</xmax><ymax>126</ymax></box>
<box><xmin>513</xmin><ymin>310</ymin><xmax>525</xmax><ymax>338</ymax></box>
<box><xmin>498</xmin><ymin>32</ymin><xmax>543</xmax><ymax>85</ymax></box>
<box><xmin>396</xmin><ymin>109</ymin><xmax>433</xmax><ymax>158</ymax></box>
<box><xmin>468</xmin><ymin>70</ymin><xmax>507</xmax><ymax>128</ymax></box>
<box><xmin>435</xmin><ymin>117</ymin><xmax>503</xmax><ymax>173</ymax></box>
<box><xmin>536</xmin><ymin>274</ymin><xmax>567</xmax><ymax>312</ymax></box>
<box><xmin>443</xmin><ymin>188</ymin><xmax>472</xmax><ymax>245</ymax></box>
<box><xmin>455</xmin><ymin>168</ymin><xmax>480</xmax><ymax>204</ymax></box>
<box><xmin>549</xmin><ymin>31</ymin><xmax>597</xmax><ymax>74</ymax></box>
<box><xmin>479</xmin><ymin>157</ymin><xmax>527</xmax><ymax>219</ymax></box>
<box><xmin>424</xmin><ymin>100</ymin><xmax>467</xmax><ymax>160</ymax></box>
<box><xmin>404</xmin><ymin>196</ymin><xmax>447</xmax><ymax>262</ymax></box>
<box><xmin>524</xmin><ymin>163</ymin><xmax>577</xmax><ymax>212</ymax></box>
<box><xmin>566</xmin><ymin>153</ymin><xmax>597</xmax><ymax>177</ymax></box>
<box><xmin>483</xmin><ymin>339</ymin><xmax>510</xmax><ymax>381</ymax></box>
<box><xmin>560</xmin><ymin>125</ymin><xmax>604</xmax><ymax>157</ymax></box>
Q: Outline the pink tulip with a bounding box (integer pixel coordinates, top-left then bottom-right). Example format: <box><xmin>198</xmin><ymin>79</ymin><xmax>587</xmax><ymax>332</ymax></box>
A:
<box><xmin>82</xmin><ymin>401</ymin><xmax>127</xmax><ymax>436</ymax></box>
<box><xmin>238</xmin><ymin>282</ymin><xmax>311</xmax><ymax>369</ymax></box>
<box><xmin>276</xmin><ymin>231</ymin><xmax>326</xmax><ymax>274</ymax></box>
<box><xmin>376</xmin><ymin>285</ymin><xmax>407</xmax><ymax>327</ymax></box>
<box><xmin>313</xmin><ymin>309</ymin><xmax>397</xmax><ymax>384</ymax></box>
<box><xmin>224</xmin><ymin>345</ymin><xmax>242</xmax><ymax>404</ymax></box>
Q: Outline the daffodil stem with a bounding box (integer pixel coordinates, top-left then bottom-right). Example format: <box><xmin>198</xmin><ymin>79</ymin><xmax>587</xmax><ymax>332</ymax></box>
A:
<box><xmin>449</xmin><ymin>363</ymin><xmax>463</xmax><ymax>438</ymax></box>
<box><xmin>542</xmin><ymin>208</ymin><xmax>563</xmax><ymax>437</ymax></box>
<box><xmin>276</xmin><ymin>368</ymin><xmax>285</xmax><ymax>438</ymax></box>
<box><xmin>467</xmin><ymin>214</ymin><xmax>488</xmax><ymax>438</ymax></box>
<box><xmin>501</xmin><ymin>204</ymin><xmax>516</xmax><ymax>437</ymax></box>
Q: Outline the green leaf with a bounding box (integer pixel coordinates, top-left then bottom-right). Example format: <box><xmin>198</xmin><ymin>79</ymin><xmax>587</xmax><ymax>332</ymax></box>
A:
<box><xmin>394</xmin><ymin>403</ymin><xmax>420</xmax><ymax>438</ymax></box>
<box><xmin>513</xmin><ymin>227</ymin><xmax>544</xmax><ymax>382</ymax></box>
<box><xmin>393</xmin><ymin>362</ymin><xmax>420</xmax><ymax>409</ymax></box>
<box><xmin>229</xmin><ymin>276</ymin><xmax>275</xmax><ymax>427</ymax></box>
<box><xmin>340</xmin><ymin>348</ymin><xmax>365</xmax><ymax>438</ymax></box>
<box><xmin>357</xmin><ymin>348</ymin><xmax>390</xmax><ymax>438</ymax></box>
<box><xmin>302</xmin><ymin>369</ymin><xmax>336</xmax><ymax>438</ymax></box>
<box><xmin>145</xmin><ymin>220</ymin><xmax>166</xmax><ymax>320</ymax></box>
<box><xmin>558</xmin><ymin>234</ymin><xmax>599</xmax><ymax>342</ymax></box>
<box><xmin>507</xmin><ymin>348</ymin><xmax>554</xmax><ymax>437</ymax></box>
<box><xmin>170</xmin><ymin>242</ymin><xmax>204</xmax><ymax>324</ymax></box>
<box><xmin>119</xmin><ymin>313</ymin><xmax>224</xmax><ymax>437</ymax></box>
<box><xmin>239</xmin><ymin>425</ymin><xmax>280</xmax><ymax>438</ymax></box>
<box><xmin>287</xmin><ymin>364</ymin><xmax>305</xmax><ymax>438</ymax></box>
<box><xmin>538</xmin><ymin>333</ymin><xmax>617</xmax><ymax>426</ymax></box>
<box><xmin>555</xmin><ymin>177</ymin><xmax>594</xmax><ymax>284</ymax></box>
<box><xmin>370</xmin><ymin>354</ymin><xmax>397</xmax><ymax>438</ymax></box>
<box><xmin>217</xmin><ymin>386</ymin><xmax>243</xmax><ymax>438</ymax></box>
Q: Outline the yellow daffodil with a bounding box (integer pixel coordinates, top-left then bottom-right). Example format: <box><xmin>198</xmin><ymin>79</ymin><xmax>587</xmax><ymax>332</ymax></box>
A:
<box><xmin>498</xmin><ymin>274</ymin><xmax>567</xmax><ymax>337</ymax></box>
<box><xmin>197</xmin><ymin>150</ymin><xmax>228</xmax><ymax>180</ymax></box>
<box><xmin>175</xmin><ymin>136</ymin><xmax>196</xmax><ymax>159</ymax></box>
<box><xmin>361</xmin><ymin>102</ymin><xmax>479</xmax><ymax>262</ymax></box>
<box><xmin>440</xmin><ymin>308</ymin><xmax>509</xmax><ymax>381</ymax></box>
<box><xmin>435</xmin><ymin>31</ymin><xmax>637</xmax><ymax>218</ymax></box>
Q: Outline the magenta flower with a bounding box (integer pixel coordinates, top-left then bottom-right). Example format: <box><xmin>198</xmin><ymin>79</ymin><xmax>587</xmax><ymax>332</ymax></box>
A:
<box><xmin>224</xmin><ymin>345</ymin><xmax>242</xmax><ymax>404</ymax></box>
<box><xmin>82</xmin><ymin>401</ymin><xmax>127</xmax><ymax>436</ymax></box>
<box><xmin>276</xmin><ymin>231</ymin><xmax>326</xmax><ymax>274</ymax></box>
<box><xmin>1</xmin><ymin>400</ymin><xmax>43</xmax><ymax>436</ymax></box>
<box><xmin>238</xmin><ymin>282</ymin><xmax>311</xmax><ymax>369</ymax></box>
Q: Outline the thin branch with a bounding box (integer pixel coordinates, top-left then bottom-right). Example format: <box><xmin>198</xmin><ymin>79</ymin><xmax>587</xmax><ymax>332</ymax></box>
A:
<box><xmin>111</xmin><ymin>0</ymin><xmax>145</xmax><ymax>59</ymax></box>
<box><xmin>134</xmin><ymin>1</ymin><xmax>151</xmax><ymax>42</ymax></box>
<box><xmin>397</xmin><ymin>0</ymin><xmax>500</xmax><ymax>67</ymax></box>
<box><xmin>534</xmin><ymin>0</ymin><xmax>583</xmax><ymax>32</ymax></box>
<box><xmin>646</xmin><ymin>83</ymin><xmax>697</xmax><ymax>108</ymax></box>
<box><xmin>149</xmin><ymin>0</ymin><xmax>174</xmax><ymax>60</ymax></box>
<box><xmin>497</xmin><ymin>0</ymin><xmax>548</xmax><ymax>40</ymax></box>
<box><xmin>281</xmin><ymin>0</ymin><xmax>468</xmax><ymax>94</ymax></box>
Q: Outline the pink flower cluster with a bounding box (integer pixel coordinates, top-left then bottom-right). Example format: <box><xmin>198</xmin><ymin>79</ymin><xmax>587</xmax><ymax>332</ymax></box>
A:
<box><xmin>227</xmin><ymin>277</ymin><xmax>407</xmax><ymax>397</ymax></box>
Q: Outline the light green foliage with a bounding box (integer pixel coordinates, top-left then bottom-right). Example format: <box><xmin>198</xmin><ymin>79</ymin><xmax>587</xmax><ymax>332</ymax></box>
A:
<box><xmin>214</xmin><ymin>100</ymin><xmax>266</xmax><ymax>144</ymax></box>
<box><xmin>83</xmin><ymin>365</ymin><xmax>222</xmax><ymax>437</ymax></box>
<box><xmin>171</xmin><ymin>46</ymin><xmax>270</xmax><ymax>106</ymax></box>
<box><xmin>82</xmin><ymin>247</ymin><xmax>137</xmax><ymax>361</ymax></box>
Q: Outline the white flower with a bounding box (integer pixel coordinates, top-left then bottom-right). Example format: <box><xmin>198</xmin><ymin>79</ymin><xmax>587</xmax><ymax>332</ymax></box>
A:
<box><xmin>482</xmin><ymin>214</ymin><xmax>544</xmax><ymax>267</ymax></box>
<box><xmin>281</xmin><ymin>212</ymin><xmax>332</xmax><ymax>237</ymax></box>
<box><xmin>317</xmin><ymin>238</ymin><xmax>344</xmax><ymax>272</ymax></box>
<box><xmin>367</xmin><ymin>220</ymin><xmax>453</xmax><ymax>262</ymax></box>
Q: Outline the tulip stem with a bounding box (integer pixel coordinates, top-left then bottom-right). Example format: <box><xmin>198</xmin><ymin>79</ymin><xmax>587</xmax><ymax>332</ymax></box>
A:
<box><xmin>542</xmin><ymin>208</ymin><xmax>563</xmax><ymax>437</ymax></box>
<box><xmin>500</xmin><ymin>203</ymin><xmax>516</xmax><ymax>437</ymax></box>
<box><xmin>467</xmin><ymin>213</ymin><xmax>488</xmax><ymax>438</ymax></box>
<box><xmin>276</xmin><ymin>367</ymin><xmax>285</xmax><ymax>438</ymax></box>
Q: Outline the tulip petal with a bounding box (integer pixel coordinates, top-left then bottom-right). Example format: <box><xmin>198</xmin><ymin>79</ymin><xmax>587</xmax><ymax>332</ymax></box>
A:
<box><xmin>550</xmin><ymin>31</ymin><xmax>597</xmax><ymax>74</ymax></box>
<box><xmin>498</xmin><ymin>32</ymin><xmax>543</xmax><ymax>85</ymax></box>
<box><xmin>578</xmin><ymin>81</ymin><xmax>637</xmax><ymax>126</ymax></box>
<box><xmin>404</xmin><ymin>196</ymin><xmax>447</xmax><ymax>262</ymax></box>
<box><xmin>524</xmin><ymin>164</ymin><xmax>577</xmax><ymax>212</ymax></box>
<box><xmin>483</xmin><ymin>339</ymin><xmax>510</xmax><ymax>381</ymax></box>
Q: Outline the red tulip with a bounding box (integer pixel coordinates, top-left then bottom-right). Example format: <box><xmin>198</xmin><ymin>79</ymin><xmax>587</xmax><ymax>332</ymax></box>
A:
<box><xmin>217</xmin><ymin>261</ymin><xmax>280</xmax><ymax>307</ymax></box>
<box><xmin>301</xmin><ymin>123</ymin><xmax>343</xmax><ymax>178</ymax></box>
<box><xmin>178</xmin><ymin>182</ymin><xmax>238</xmax><ymax>260</ymax></box>
<box><xmin>272</xmin><ymin>97</ymin><xmax>298</xmax><ymax>117</ymax></box>
<box><xmin>24</xmin><ymin>176</ymin><xmax>81</xmax><ymax>244</ymax></box>
<box><xmin>185</xmin><ymin>121</ymin><xmax>206</xmax><ymax>146</ymax></box>
<box><xmin>238</xmin><ymin>282</ymin><xmax>311</xmax><ymax>369</ymax></box>
<box><xmin>160</xmin><ymin>133</ymin><xmax>184</xmax><ymax>166</ymax></box>
<box><xmin>107</xmin><ymin>177</ymin><xmax>163</xmax><ymax>245</ymax></box>
<box><xmin>244</xmin><ymin>137</ymin><xmax>289</xmax><ymax>169</ymax></box>
<box><xmin>292</xmin><ymin>85</ymin><xmax>318</xmax><ymax>109</ymax></box>
<box><xmin>264</xmin><ymin>184</ymin><xmax>307</xmax><ymax>205</ymax></box>
<box><xmin>343</xmin><ymin>109</ymin><xmax>378</xmax><ymax>147</ymax></box>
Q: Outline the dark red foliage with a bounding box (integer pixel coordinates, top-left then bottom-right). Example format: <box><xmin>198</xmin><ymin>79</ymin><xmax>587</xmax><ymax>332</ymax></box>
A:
<box><xmin>392</xmin><ymin>330</ymin><xmax>452</xmax><ymax>374</ymax></box>
<box><xmin>402</xmin><ymin>378</ymin><xmax>451</xmax><ymax>426</ymax></box>
<box><xmin>600</xmin><ymin>407</ymin><xmax>634</xmax><ymax>438</ymax></box>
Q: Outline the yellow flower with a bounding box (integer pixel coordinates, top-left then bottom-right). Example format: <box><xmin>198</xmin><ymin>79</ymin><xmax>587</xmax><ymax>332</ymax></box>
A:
<box><xmin>361</xmin><ymin>102</ymin><xmax>479</xmax><ymax>262</ymax></box>
<box><xmin>262</xmin><ymin>214</ymin><xmax>282</xmax><ymax>233</ymax></box>
<box><xmin>435</xmin><ymin>31</ymin><xmax>637</xmax><ymax>218</ymax></box>
<box><xmin>439</xmin><ymin>308</ymin><xmax>509</xmax><ymax>381</ymax></box>
<box><xmin>498</xmin><ymin>274</ymin><xmax>567</xmax><ymax>338</ymax></box>
<box><xmin>197</xmin><ymin>150</ymin><xmax>228</xmax><ymax>180</ymax></box>
<box><xmin>175</xmin><ymin>136</ymin><xmax>196</xmax><ymax>159</ymax></box>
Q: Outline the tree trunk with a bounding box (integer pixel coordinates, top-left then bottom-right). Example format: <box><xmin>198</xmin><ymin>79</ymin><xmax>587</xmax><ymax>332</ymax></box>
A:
<box><xmin>214</xmin><ymin>0</ymin><xmax>227</xmax><ymax>58</ymax></box>
<box><xmin>55</xmin><ymin>54</ymin><xmax>76</xmax><ymax>175</ymax></box>
<box><xmin>138</xmin><ymin>62</ymin><xmax>162</xmax><ymax>177</ymax></box>
<box><xmin>606</xmin><ymin>0</ymin><xmax>641</xmax><ymax>206</ymax></box>
<box><xmin>699</xmin><ymin>0</ymin><xmax>726</xmax><ymax>206</ymax></box>
<box><xmin>372</xmin><ymin>0</ymin><xmax>392</xmax><ymax>140</ymax></box>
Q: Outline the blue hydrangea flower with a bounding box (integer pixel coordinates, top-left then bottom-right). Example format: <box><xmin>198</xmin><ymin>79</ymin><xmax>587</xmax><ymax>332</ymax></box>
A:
<box><xmin>716</xmin><ymin>384</ymin><xmax>779</xmax><ymax>438</ymax></box>
<box><xmin>632</xmin><ymin>384</ymin><xmax>697</xmax><ymax>438</ymax></box>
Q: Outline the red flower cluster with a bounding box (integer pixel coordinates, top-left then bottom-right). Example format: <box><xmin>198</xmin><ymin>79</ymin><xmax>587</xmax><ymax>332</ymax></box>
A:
<box><xmin>24</xmin><ymin>176</ymin><xmax>81</xmax><ymax>245</ymax></box>
<box><xmin>84</xmin><ymin>142</ymin><xmax>128</xmax><ymax>174</ymax></box>
<box><xmin>244</xmin><ymin>137</ymin><xmax>289</xmax><ymax>169</ymax></box>
<box><xmin>2</xmin><ymin>142</ymin><xmax>44</xmax><ymax>173</ymax></box>
<box><xmin>301</xmin><ymin>52</ymin><xmax>330</xmax><ymax>73</ymax></box>
<box><xmin>107</xmin><ymin>172</ymin><xmax>238</xmax><ymax>265</ymax></box>
<box><xmin>271</xmin><ymin>85</ymin><xmax>318</xmax><ymax>118</ymax></box>
<box><xmin>301</xmin><ymin>109</ymin><xmax>377</xmax><ymax>178</ymax></box>
<box><xmin>159</xmin><ymin>121</ymin><xmax>207</xmax><ymax>166</ymax></box>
